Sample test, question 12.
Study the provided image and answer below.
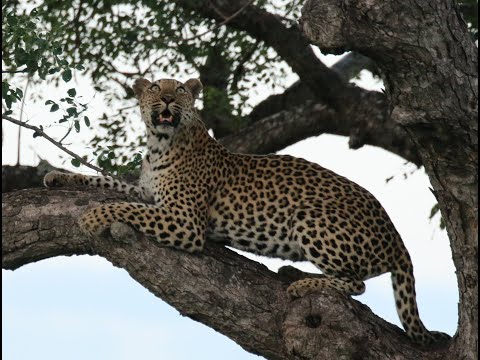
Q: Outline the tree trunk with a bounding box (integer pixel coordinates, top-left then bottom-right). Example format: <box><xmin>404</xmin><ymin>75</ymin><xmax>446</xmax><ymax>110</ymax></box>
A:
<box><xmin>301</xmin><ymin>1</ymin><xmax>478</xmax><ymax>359</ymax></box>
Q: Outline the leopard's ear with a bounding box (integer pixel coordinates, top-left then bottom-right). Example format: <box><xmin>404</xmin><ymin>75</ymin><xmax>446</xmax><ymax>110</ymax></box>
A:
<box><xmin>185</xmin><ymin>78</ymin><xmax>203</xmax><ymax>100</ymax></box>
<box><xmin>132</xmin><ymin>78</ymin><xmax>151</xmax><ymax>98</ymax></box>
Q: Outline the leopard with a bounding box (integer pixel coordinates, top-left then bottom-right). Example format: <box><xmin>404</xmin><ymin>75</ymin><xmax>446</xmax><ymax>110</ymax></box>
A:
<box><xmin>44</xmin><ymin>77</ymin><xmax>449</xmax><ymax>346</ymax></box>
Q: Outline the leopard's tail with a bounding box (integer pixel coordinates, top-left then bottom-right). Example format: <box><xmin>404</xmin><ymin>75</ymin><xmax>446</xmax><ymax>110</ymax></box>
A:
<box><xmin>391</xmin><ymin>249</ymin><xmax>450</xmax><ymax>345</ymax></box>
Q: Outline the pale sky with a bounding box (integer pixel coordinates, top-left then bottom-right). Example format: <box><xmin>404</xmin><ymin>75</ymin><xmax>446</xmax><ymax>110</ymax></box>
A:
<box><xmin>2</xmin><ymin>50</ymin><xmax>458</xmax><ymax>360</ymax></box>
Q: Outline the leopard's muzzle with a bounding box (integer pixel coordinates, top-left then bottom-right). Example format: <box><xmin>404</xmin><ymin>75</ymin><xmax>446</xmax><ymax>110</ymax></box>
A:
<box><xmin>151</xmin><ymin>109</ymin><xmax>181</xmax><ymax>128</ymax></box>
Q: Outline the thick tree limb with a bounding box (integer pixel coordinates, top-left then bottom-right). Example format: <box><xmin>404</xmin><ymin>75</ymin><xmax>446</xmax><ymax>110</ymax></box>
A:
<box><xmin>2</xmin><ymin>188</ymin><xmax>452</xmax><ymax>359</ymax></box>
<box><xmin>219</xmin><ymin>101</ymin><xmax>421</xmax><ymax>165</ymax></box>
<box><xmin>248</xmin><ymin>52</ymin><xmax>379</xmax><ymax>122</ymax></box>
<box><xmin>301</xmin><ymin>1</ymin><xmax>478</xmax><ymax>359</ymax></box>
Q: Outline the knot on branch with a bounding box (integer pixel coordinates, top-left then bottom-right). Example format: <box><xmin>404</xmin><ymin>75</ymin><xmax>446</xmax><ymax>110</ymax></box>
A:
<box><xmin>109</xmin><ymin>221</ymin><xmax>137</xmax><ymax>244</ymax></box>
<box><xmin>305</xmin><ymin>314</ymin><xmax>322</xmax><ymax>328</ymax></box>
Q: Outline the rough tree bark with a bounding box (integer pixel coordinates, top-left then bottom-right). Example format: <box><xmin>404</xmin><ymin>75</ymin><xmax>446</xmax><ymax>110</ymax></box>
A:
<box><xmin>301</xmin><ymin>1</ymin><xmax>478</xmax><ymax>359</ymax></box>
<box><xmin>2</xmin><ymin>0</ymin><xmax>477</xmax><ymax>359</ymax></box>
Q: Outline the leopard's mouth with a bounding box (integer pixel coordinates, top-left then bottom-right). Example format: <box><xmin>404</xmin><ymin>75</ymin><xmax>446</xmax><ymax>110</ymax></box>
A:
<box><xmin>151</xmin><ymin>109</ymin><xmax>180</xmax><ymax>127</ymax></box>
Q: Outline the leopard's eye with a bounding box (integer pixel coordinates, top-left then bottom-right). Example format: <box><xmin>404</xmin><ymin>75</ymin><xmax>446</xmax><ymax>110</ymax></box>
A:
<box><xmin>150</xmin><ymin>84</ymin><xmax>160</xmax><ymax>92</ymax></box>
<box><xmin>176</xmin><ymin>87</ymin><xmax>186</xmax><ymax>94</ymax></box>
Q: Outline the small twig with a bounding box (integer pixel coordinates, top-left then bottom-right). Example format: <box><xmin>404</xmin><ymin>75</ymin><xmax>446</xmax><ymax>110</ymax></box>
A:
<box><xmin>59</xmin><ymin>126</ymin><xmax>73</xmax><ymax>144</ymax></box>
<box><xmin>110</xmin><ymin>75</ymin><xmax>133</xmax><ymax>95</ymax></box>
<box><xmin>73</xmin><ymin>0</ymin><xmax>83</xmax><ymax>53</ymax></box>
<box><xmin>109</xmin><ymin>104</ymin><xmax>137</xmax><ymax>119</ymax></box>
<box><xmin>231</xmin><ymin>40</ymin><xmax>259</xmax><ymax>91</ymax></box>
<box><xmin>17</xmin><ymin>76</ymin><xmax>31</xmax><ymax>165</ymax></box>
<box><xmin>104</xmin><ymin>61</ymin><xmax>139</xmax><ymax>77</ymax></box>
<box><xmin>141</xmin><ymin>55</ymin><xmax>164</xmax><ymax>77</ymax></box>
<box><xmin>2</xmin><ymin>69</ymin><xmax>28</xmax><ymax>74</ymax></box>
<box><xmin>2</xmin><ymin>115</ymin><xmax>114</xmax><ymax>178</ymax></box>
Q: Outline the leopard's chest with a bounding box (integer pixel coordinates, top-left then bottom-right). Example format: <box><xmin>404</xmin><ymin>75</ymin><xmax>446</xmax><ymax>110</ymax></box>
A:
<box><xmin>139</xmin><ymin>154</ymin><xmax>177</xmax><ymax>205</ymax></box>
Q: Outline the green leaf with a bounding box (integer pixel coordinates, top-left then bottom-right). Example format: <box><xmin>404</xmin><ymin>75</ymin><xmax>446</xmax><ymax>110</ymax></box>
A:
<box><xmin>12</xmin><ymin>89</ymin><xmax>23</xmax><ymax>101</ymax></box>
<box><xmin>440</xmin><ymin>217</ymin><xmax>446</xmax><ymax>230</ymax></box>
<box><xmin>74</xmin><ymin>120</ymin><xmax>80</xmax><ymax>132</ymax></box>
<box><xmin>84</xmin><ymin>116</ymin><xmax>90</xmax><ymax>127</ymax></box>
<box><xmin>14</xmin><ymin>48</ymin><xmax>29</xmax><ymax>67</ymax></box>
<box><xmin>2</xmin><ymin>81</ymin><xmax>9</xmax><ymax>95</ymax></box>
<box><xmin>50</xmin><ymin>104</ymin><xmax>59</xmax><ymax>112</ymax></box>
<box><xmin>67</xmin><ymin>88</ymin><xmax>76</xmax><ymax>97</ymax></box>
<box><xmin>66</xmin><ymin>107</ymin><xmax>77</xmax><ymax>116</ymax></box>
<box><xmin>5</xmin><ymin>96</ymin><xmax>12</xmax><ymax>109</ymax></box>
<box><xmin>62</xmin><ymin>68</ymin><xmax>72</xmax><ymax>82</ymax></box>
<box><xmin>71</xmin><ymin>158</ymin><xmax>81</xmax><ymax>167</ymax></box>
<box><xmin>75</xmin><ymin>64</ymin><xmax>85</xmax><ymax>71</ymax></box>
<box><xmin>429</xmin><ymin>203</ymin><xmax>440</xmax><ymax>219</ymax></box>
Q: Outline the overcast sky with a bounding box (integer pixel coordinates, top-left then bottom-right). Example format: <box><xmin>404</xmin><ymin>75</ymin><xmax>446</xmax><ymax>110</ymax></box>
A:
<box><xmin>2</xmin><ymin>50</ymin><xmax>458</xmax><ymax>359</ymax></box>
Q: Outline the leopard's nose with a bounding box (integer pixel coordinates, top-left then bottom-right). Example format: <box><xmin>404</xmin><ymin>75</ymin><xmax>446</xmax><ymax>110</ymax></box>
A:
<box><xmin>161</xmin><ymin>95</ymin><xmax>174</xmax><ymax>104</ymax></box>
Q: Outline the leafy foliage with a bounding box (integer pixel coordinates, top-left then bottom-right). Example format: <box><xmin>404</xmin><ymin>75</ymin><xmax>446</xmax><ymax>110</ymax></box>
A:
<box><xmin>2</xmin><ymin>5</ymin><xmax>85</xmax><ymax>83</ymax></box>
<box><xmin>3</xmin><ymin>0</ymin><xmax>301</xmax><ymax>173</ymax></box>
<box><xmin>2</xmin><ymin>2</ymin><xmax>93</xmax><ymax>167</ymax></box>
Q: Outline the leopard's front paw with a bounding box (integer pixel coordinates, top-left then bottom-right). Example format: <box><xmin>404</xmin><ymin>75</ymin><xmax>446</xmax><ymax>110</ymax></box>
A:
<box><xmin>286</xmin><ymin>279</ymin><xmax>320</xmax><ymax>299</ymax></box>
<box><xmin>44</xmin><ymin>170</ymin><xmax>70</xmax><ymax>188</ymax></box>
<box><xmin>79</xmin><ymin>207</ymin><xmax>110</xmax><ymax>236</ymax></box>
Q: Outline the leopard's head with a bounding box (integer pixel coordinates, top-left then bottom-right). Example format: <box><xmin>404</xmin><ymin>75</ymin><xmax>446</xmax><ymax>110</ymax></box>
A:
<box><xmin>132</xmin><ymin>78</ymin><xmax>202</xmax><ymax>133</ymax></box>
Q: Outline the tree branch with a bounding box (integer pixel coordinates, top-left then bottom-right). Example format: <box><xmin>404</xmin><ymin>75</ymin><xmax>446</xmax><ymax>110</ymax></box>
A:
<box><xmin>248</xmin><ymin>52</ymin><xmax>378</xmax><ymax>123</ymax></box>
<box><xmin>219</xmin><ymin>101</ymin><xmax>422</xmax><ymax>166</ymax></box>
<box><xmin>2</xmin><ymin>188</ymin><xmax>451</xmax><ymax>360</ymax></box>
<box><xmin>2</xmin><ymin>69</ymin><xmax>29</xmax><ymax>74</ymax></box>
